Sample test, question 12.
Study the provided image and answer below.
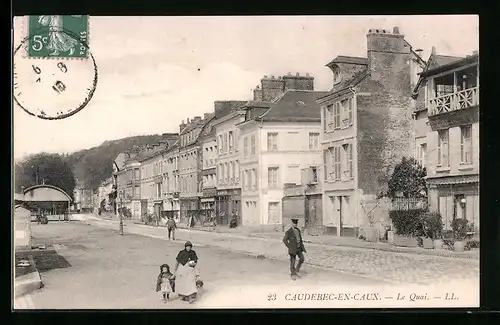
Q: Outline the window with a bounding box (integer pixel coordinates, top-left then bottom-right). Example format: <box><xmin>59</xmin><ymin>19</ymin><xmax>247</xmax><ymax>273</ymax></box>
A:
<box><xmin>323</xmin><ymin>150</ymin><xmax>329</xmax><ymax>181</ymax></box>
<box><xmin>287</xmin><ymin>165</ymin><xmax>301</xmax><ymax>184</ymax></box>
<box><xmin>309</xmin><ymin>133</ymin><xmax>319</xmax><ymax>150</ymax></box>
<box><xmin>218</xmin><ymin>135</ymin><xmax>223</xmax><ymax>154</ymax></box>
<box><xmin>133</xmin><ymin>168</ymin><xmax>140</xmax><ymax>180</ymax></box>
<box><xmin>246</xmin><ymin>170</ymin><xmax>251</xmax><ymax>190</ymax></box>
<box><xmin>268</xmin><ymin>167</ymin><xmax>279</xmax><ymax>188</ymax></box>
<box><xmin>231</xmin><ymin>161</ymin><xmax>236</xmax><ymax>179</ymax></box>
<box><xmin>228</xmin><ymin>162</ymin><xmax>233</xmax><ymax>182</ymax></box>
<box><xmin>330</xmin><ymin>146</ymin><xmax>341</xmax><ymax>180</ymax></box>
<box><xmin>156</xmin><ymin>183</ymin><xmax>161</xmax><ymax>197</ymax></box>
<box><xmin>229</xmin><ymin>131</ymin><xmax>234</xmax><ymax>152</ymax></box>
<box><xmin>253</xmin><ymin>169</ymin><xmax>258</xmax><ymax>189</ymax></box>
<box><xmin>417</xmin><ymin>143</ymin><xmax>427</xmax><ymax>167</ymax></box>
<box><xmin>311</xmin><ymin>166</ymin><xmax>318</xmax><ymax>183</ymax></box>
<box><xmin>133</xmin><ymin>185</ymin><xmax>140</xmax><ymax>197</ymax></box>
<box><xmin>243</xmin><ymin>137</ymin><xmax>248</xmax><ymax>156</ymax></box>
<box><xmin>347</xmin><ymin>98</ymin><xmax>353</xmax><ymax>125</ymax></box>
<box><xmin>342</xmin><ymin>144</ymin><xmax>353</xmax><ymax>178</ymax></box>
<box><xmin>334</xmin><ymin>103</ymin><xmax>341</xmax><ymax>128</ymax></box>
<box><xmin>322</xmin><ymin>107</ymin><xmax>327</xmax><ymax>132</ymax></box>
<box><xmin>218</xmin><ymin>164</ymin><xmax>223</xmax><ymax>183</ymax></box>
<box><xmin>437</xmin><ymin>130</ymin><xmax>449</xmax><ymax>167</ymax></box>
<box><xmin>224</xmin><ymin>163</ymin><xmax>229</xmax><ymax>182</ymax></box>
<box><xmin>268</xmin><ymin>202</ymin><xmax>280</xmax><ymax>224</ymax></box>
<box><xmin>242</xmin><ymin>170</ymin><xmax>246</xmax><ymax>189</ymax></box>
<box><xmin>327</xmin><ymin>105</ymin><xmax>334</xmax><ymax>129</ymax></box>
<box><xmin>251</xmin><ymin>135</ymin><xmax>256</xmax><ymax>155</ymax></box>
<box><xmin>235</xmin><ymin>160</ymin><xmax>240</xmax><ymax>180</ymax></box>
<box><xmin>333</xmin><ymin>69</ymin><xmax>341</xmax><ymax>85</ymax></box>
<box><xmin>224</xmin><ymin>133</ymin><xmax>228</xmax><ymax>153</ymax></box>
<box><xmin>267</xmin><ymin>133</ymin><xmax>278</xmax><ymax>151</ymax></box>
<box><xmin>460</xmin><ymin>126</ymin><xmax>472</xmax><ymax>164</ymax></box>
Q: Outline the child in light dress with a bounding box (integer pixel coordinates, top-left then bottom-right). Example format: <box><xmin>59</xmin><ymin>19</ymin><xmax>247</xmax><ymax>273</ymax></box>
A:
<box><xmin>156</xmin><ymin>264</ymin><xmax>175</xmax><ymax>302</ymax></box>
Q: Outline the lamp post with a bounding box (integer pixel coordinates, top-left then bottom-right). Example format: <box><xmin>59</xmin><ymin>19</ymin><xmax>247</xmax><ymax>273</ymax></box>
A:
<box><xmin>119</xmin><ymin>191</ymin><xmax>124</xmax><ymax>235</ymax></box>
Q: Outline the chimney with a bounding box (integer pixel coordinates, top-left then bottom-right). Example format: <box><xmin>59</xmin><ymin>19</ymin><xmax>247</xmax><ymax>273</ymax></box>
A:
<box><xmin>253</xmin><ymin>85</ymin><xmax>263</xmax><ymax>101</ymax></box>
<box><xmin>393</xmin><ymin>26</ymin><xmax>399</xmax><ymax>34</ymax></box>
<box><xmin>431</xmin><ymin>46</ymin><xmax>437</xmax><ymax>56</ymax></box>
<box><xmin>367</xmin><ymin>27</ymin><xmax>410</xmax><ymax>82</ymax></box>
<box><xmin>204</xmin><ymin>113</ymin><xmax>211</xmax><ymax>119</ymax></box>
<box><xmin>260</xmin><ymin>74</ymin><xmax>285</xmax><ymax>101</ymax></box>
<box><xmin>472</xmin><ymin>50</ymin><xmax>478</xmax><ymax>55</ymax></box>
<box><xmin>179</xmin><ymin>120</ymin><xmax>187</xmax><ymax>133</ymax></box>
<box><xmin>283</xmin><ymin>72</ymin><xmax>314</xmax><ymax>91</ymax></box>
<box><xmin>193</xmin><ymin>116</ymin><xmax>202</xmax><ymax>123</ymax></box>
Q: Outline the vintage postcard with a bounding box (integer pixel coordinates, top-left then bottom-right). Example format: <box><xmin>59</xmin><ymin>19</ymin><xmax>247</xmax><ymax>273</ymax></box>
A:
<box><xmin>12</xmin><ymin>15</ymin><xmax>479</xmax><ymax>309</ymax></box>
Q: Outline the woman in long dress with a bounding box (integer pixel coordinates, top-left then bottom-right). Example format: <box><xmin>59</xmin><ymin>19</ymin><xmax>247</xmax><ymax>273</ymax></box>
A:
<box><xmin>174</xmin><ymin>241</ymin><xmax>199</xmax><ymax>303</ymax></box>
<box><xmin>37</xmin><ymin>15</ymin><xmax>78</xmax><ymax>56</ymax></box>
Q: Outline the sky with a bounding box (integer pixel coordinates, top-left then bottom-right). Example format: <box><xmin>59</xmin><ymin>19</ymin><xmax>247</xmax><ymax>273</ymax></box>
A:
<box><xmin>12</xmin><ymin>15</ymin><xmax>479</xmax><ymax>160</ymax></box>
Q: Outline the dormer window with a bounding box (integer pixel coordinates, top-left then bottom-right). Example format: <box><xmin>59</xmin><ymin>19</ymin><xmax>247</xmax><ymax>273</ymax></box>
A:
<box><xmin>333</xmin><ymin>67</ymin><xmax>341</xmax><ymax>85</ymax></box>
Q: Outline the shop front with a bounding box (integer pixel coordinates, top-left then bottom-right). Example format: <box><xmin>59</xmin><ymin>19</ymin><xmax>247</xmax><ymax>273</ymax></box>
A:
<box><xmin>180</xmin><ymin>197</ymin><xmax>200</xmax><ymax>225</ymax></box>
<box><xmin>428</xmin><ymin>175</ymin><xmax>479</xmax><ymax>231</ymax></box>
<box><xmin>215</xmin><ymin>188</ymin><xmax>241</xmax><ymax>226</ymax></box>
<box><xmin>200</xmin><ymin>188</ymin><xmax>216</xmax><ymax>225</ymax></box>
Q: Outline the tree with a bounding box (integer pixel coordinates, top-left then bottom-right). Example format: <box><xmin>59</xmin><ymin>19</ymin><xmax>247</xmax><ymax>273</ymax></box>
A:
<box><xmin>385</xmin><ymin>157</ymin><xmax>427</xmax><ymax>200</ymax></box>
<box><xmin>14</xmin><ymin>153</ymin><xmax>76</xmax><ymax>199</ymax></box>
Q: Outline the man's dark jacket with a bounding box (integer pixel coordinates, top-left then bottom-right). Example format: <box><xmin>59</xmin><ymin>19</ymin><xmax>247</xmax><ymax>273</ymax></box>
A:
<box><xmin>283</xmin><ymin>226</ymin><xmax>307</xmax><ymax>255</ymax></box>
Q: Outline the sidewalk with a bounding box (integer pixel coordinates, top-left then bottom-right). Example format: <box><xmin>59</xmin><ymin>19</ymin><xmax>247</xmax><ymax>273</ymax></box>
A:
<box><xmin>79</xmin><ymin>214</ymin><xmax>479</xmax><ymax>285</ymax></box>
<box><xmin>14</xmin><ymin>251</ymin><xmax>43</xmax><ymax>298</ymax></box>
<box><xmin>119</xmin><ymin>216</ymin><xmax>479</xmax><ymax>260</ymax></box>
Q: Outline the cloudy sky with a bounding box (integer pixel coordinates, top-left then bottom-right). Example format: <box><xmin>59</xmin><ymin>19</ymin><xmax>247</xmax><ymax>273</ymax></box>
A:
<box><xmin>13</xmin><ymin>15</ymin><xmax>478</xmax><ymax>160</ymax></box>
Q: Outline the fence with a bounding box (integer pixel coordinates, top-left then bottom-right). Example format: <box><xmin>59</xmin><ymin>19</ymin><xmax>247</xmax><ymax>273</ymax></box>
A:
<box><xmin>391</xmin><ymin>198</ymin><xmax>428</xmax><ymax>211</ymax></box>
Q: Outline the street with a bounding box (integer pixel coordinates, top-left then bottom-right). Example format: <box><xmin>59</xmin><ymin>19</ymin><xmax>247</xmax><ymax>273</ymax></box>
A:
<box><xmin>20</xmin><ymin>220</ymin><xmax>378</xmax><ymax>309</ymax></box>
<box><xmin>76</xmin><ymin>215</ymin><xmax>479</xmax><ymax>285</ymax></box>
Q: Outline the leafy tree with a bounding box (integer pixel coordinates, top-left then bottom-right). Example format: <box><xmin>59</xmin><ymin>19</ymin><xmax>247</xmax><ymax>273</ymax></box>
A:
<box><xmin>14</xmin><ymin>153</ymin><xmax>76</xmax><ymax>199</ymax></box>
<box><xmin>385</xmin><ymin>157</ymin><xmax>427</xmax><ymax>199</ymax></box>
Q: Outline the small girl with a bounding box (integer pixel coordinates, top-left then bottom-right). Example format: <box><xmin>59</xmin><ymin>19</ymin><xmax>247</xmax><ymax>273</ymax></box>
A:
<box><xmin>156</xmin><ymin>264</ymin><xmax>175</xmax><ymax>302</ymax></box>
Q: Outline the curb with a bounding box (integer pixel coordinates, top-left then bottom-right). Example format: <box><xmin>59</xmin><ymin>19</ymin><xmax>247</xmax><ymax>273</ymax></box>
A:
<box><xmin>14</xmin><ymin>255</ymin><xmax>43</xmax><ymax>298</ymax></box>
<box><xmin>90</xmin><ymin>217</ymin><xmax>478</xmax><ymax>260</ymax></box>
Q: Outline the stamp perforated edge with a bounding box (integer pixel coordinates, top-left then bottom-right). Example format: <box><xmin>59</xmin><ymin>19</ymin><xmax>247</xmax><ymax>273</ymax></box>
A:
<box><xmin>22</xmin><ymin>15</ymin><xmax>90</xmax><ymax>61</ymax></box>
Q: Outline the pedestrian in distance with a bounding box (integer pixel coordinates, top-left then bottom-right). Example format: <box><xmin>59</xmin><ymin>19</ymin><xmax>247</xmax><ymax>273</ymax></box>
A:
<box><xmin>166</xmin><ymin>216</ymin><xmax>177</xmax><ymax>241</ymax></box>
<box><xmin>282</xmin><ymin>218</ymin><xmax>307</xmax><ymax>281</ymax></box>
<box><xmin>174</xmin><ymin>241</ymin><xmax>200</xmax><ymax>304</ymax></box>
<box><xmin>156</xmin><ymin>264</ymin><xmax>175</xmax><ymax>302</ymax></box>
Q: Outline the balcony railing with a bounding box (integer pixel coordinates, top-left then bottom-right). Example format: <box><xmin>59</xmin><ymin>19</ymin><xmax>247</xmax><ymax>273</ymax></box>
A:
<box><xmin>428</xmin><ymin>87</ymin><xmax>479</xmax><ymax>116</ymax></box>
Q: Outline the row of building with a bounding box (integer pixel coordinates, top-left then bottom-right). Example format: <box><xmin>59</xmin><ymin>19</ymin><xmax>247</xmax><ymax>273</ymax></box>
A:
<box><xmin>98</xmin><ymin>26</ymin><xmax>478</xmax><ymax>236</ymax></box>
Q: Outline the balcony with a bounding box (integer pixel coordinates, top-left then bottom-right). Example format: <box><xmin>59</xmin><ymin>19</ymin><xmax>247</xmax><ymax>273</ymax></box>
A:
<box><xmin>428</xmin><ymin>87</ymin><xmax>479</xmax><ymax>116</ymax></box>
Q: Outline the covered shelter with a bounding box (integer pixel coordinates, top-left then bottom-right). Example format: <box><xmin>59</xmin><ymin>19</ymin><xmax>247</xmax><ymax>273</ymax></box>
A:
<box><xmin>22</xmin><ymin>185</ymin><xmax>73</xmax><ymax>221</ymax></box>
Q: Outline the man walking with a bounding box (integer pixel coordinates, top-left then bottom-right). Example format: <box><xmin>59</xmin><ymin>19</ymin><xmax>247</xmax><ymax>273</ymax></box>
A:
<box><xmin>282</xmin><ymin>218</ymin><xmax>307</xmax><ymax>280</ymax></box>
<box><xmin>166</xmin><ymin>216</ymin><xmax>177</xmax><ymax>241</ymax></box>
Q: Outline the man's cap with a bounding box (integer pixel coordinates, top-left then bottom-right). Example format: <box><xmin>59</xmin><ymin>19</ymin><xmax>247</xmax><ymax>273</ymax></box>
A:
<box><xmin>291</xmin><ymin>218</ymin><xmax>299</xmax><ymax>223</ymax></box>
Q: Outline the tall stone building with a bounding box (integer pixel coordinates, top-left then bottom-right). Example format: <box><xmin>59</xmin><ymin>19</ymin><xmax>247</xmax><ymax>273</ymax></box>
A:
<box><xmin>317</xmin><ymin>27</ymin><xmax>425</xmax><ymax>237</ymax></box>
<box><xmin>412</xmin><ymin>51</ymin><xmax>479</xmax><ymax>230</ymax></box>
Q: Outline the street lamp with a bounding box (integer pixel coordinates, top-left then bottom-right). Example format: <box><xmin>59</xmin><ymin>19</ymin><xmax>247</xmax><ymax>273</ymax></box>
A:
<box><xmin>119</xmin><ymin>191</ymin><xmax>124</xmax><ymax>235</ymax></box>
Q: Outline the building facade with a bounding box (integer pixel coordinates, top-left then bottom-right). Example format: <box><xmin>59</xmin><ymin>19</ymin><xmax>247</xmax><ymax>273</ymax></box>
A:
<box><xmin>237</xmin><ymin>84</ymin><xmax>326</xmax><ymax>231</ymax></box>
<box><xmin>200</xmin><ymin>124</ymin><xmax>217</xmax><ymax>222</ymax></box>
<box><xmin>412</xmin><ymin>47</ymin><xmax>464</xmax><ymax>170</ymax></box>
<box><xmin>178</xmin><ymin>114</ymin><xmax>215</xmax><ymax>224</ymax></box>
<box><xmin>413</xmin><ymin>52</ymin><xmax>479</xmax><ymax>230</ymax></box>
<box><xmin>140</xmin><ymin>144</ymin><xmax>165</xmax><ymax>219</ymax></box>
<box><xmin>317</xmin><ymin>27</ymin><xmax>426</xmax><ymax>237</ymax></box>
<box><xmin>96</xmin><ymin>177</ymin><xmax>114</xmax><ymax>213</ymax></box>
<box><xmin>213</xmin><ymin>103</ymin><xmax>246</xmax><ymax>225</ymax></box>
<box><xmin>162</xmin><ymin>144</ymin><xmax>180</xmax><ymax>221</ymax></box>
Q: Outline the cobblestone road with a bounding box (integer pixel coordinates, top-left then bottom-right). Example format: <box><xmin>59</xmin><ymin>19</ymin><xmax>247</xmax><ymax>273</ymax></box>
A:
<box><xmin>25</xmin><ymin>222</ymin><xmax>376</xmax><ymax>309</ymax></box>
<box><xmin>77</xmin><ymin>215</ymin><xmax>479</xmax><ymax>285</ymax></box>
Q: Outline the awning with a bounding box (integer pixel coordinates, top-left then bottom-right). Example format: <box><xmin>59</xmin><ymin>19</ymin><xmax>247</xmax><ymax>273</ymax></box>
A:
<box><xmin>427</xmin><ymin>174</ymin><xmax>479</xmax><ymax>186</ymax></box>
<box><xmin>200</xmin><ymin>198</ymin><xmax>215</xmax><ymax>203</ymax></box>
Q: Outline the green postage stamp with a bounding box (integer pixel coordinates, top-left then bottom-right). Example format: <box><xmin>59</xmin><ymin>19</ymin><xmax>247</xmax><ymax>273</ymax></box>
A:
<box><xmin>27</xmin><ymin>15</ymin><xmax>89</xmax><ymax>59</ymax></box>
